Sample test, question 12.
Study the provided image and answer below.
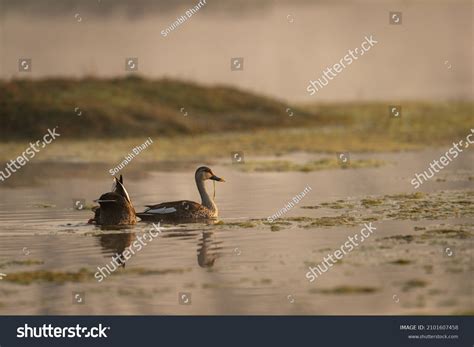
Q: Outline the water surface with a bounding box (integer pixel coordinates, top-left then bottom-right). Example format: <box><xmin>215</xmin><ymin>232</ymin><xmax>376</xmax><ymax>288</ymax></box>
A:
<box><xmin>0</xmin><ymin>150</ymin><xmax>473</xmax><ymax>314</ymax></box>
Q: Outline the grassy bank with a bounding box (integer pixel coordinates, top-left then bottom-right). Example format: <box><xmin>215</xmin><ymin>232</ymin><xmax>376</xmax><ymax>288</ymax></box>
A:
<box><xmin>0</xmin><ymin>124</ymin><xmax>468</xmax><ymax>163</ymax></box>
<box><xmin>0</xmin><ymin>77</ymin><xmax>472</xmax><ymax>161</ymax></box>
<box><xmin>0</xmin><ymin>77</ymin><xmax>316</xmax><ymax>140</ymax></box>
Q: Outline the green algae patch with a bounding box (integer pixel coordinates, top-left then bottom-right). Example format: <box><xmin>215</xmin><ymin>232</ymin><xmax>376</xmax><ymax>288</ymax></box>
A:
<box><xmin>402</xmin><ymin>279</ymin><xmax>428</xmax><ymax>292</ymax></box>
<box><xmin>310</xmin><ymin>286</ymin><xmax>379</xmax><ymax>295</ymax></box>
<box><xmin>281</xmin><ymin>217</ymin><xmax>314</xmax><ymax>222</ymax></box>
<box><xmin>32</xmin><ymin>203</ymin><xmax>56</xmax><ymax>208</ymax></box>
<box><xmin>218</xmin><ymin>221</ymin><xmax>257</xmax><ymax>228</ymax></box>
<box><xmin>380</xmin><ymin>225</ymin><xmax>473</xmax><ymax>245</ymax></box>
<box><xmin>4</xmin><ymin>268</ymin><xmax>93</xmax><ymax>285</ymax></box>
<box><xmin>0</xmin><ymin>260</ymin><xmax>45</xmax><ymax>268</ymax></box>
<box><xmin>361</xmin><ymin>198</ymin><xmax>385</xmax><ymax>208</ymax></box>
<box><xmin>389</xmin><ymin>259</ymin><xmax>413</xmax><ymax>265</ymax></box>
<box><xmin>306</xmin><ymin>216</ymin><xmax>357</xmax><ymax>228</ymax></box>
<box><xmin>242</xmin><ymin>190</ymin><xmax>473</xmax><ymax>232</ymax></box>
<box><xmin>301</xmin><ymin>205</ymin><xmax>321</xmax><ymax>209</ymax></box>
<box><xmin>385</xmin><ymin>192</ymin><xmax>425</xmax><ymax>200</ymax></box>
<box><xmin>320</xmin><ymin>201</ymin><xmax>355</xmax><ymax>209</ymax></box>
<box><xmin>4</xmin><ymin>267</ymin><xmax>192</xmax><ymax>285</ymax></box>
<box><xmin>382</xmin><ymin>235</ymin><xmax>415</xmax><ymax>243</ymax></box>
<box><xmin>127</xmin><ymin>268</ymin><xmax>191</xmax><ymax>276</ymax></box>
<box><xmin>302</xmin><ymin>200</ymin><xmax>355</xmax><ymax>210</ymax></box>
<box><xmin>422</xmin><ymin>228</ymin><xmax>472</xmax><ymax>239</ymax></box>
<box><xmin>311</xmin><ymin>190</ymin><xmax>473</xmax><ymax>223</ymax></box>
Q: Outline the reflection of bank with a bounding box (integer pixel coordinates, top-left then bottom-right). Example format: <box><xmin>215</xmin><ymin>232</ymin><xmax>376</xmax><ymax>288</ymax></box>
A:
<box><xmin>197</xmin><ymin>231</ymin><xmax>221</xmax><ymax>268</ymax></box>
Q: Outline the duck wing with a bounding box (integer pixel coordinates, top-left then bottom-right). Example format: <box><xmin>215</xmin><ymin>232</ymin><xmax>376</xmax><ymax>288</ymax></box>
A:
<box><xmin>142</xmin><ymin>200</ymin><xmax>201</xmax><ymax>213</ymax></box>
<box><xmin>137</xmin><ymin>200</ymin><xmax>208</xmax><ymax>221</ymax></box>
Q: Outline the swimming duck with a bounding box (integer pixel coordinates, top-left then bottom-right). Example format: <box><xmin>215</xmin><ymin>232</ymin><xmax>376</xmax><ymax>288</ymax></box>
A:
<box><xmin>137</xmin><ymin>166</ymin><xmax>225</xmax><ymax>222</ymax></box>
<box><xmin>89</xmin><ymin>176</ymin><xmax>137</xmax><ymax>226</ymax></box>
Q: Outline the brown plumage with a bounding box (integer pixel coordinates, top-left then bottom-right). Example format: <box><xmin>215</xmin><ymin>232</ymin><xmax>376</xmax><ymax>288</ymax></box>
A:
<box><xmin>89</xmin><ymin>176</ymin><xmax>137</xmax><ymax>226</ymax></box>
<box><xmin>137</xmin><ymin>166</ymin><xmax>225</xmax><ymax>222</ymax></box>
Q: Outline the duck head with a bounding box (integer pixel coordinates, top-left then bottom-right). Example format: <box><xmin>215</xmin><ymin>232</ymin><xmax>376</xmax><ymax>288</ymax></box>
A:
<box><xmin>194</xmin><ymin>167</ymin><xmax>225</xmax><ymax>215</ymax></box>
<box><xmin>195</xmin><ymin>166</ymin><xmax>225</xmax><ymax>182</ymax></box>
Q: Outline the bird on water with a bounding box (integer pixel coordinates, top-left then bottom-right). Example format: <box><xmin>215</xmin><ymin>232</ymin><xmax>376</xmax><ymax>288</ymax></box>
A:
<box><xmin>137</xmin><ymin>166</ymin><xmax>225</xmax><ymax>222</ymax></box>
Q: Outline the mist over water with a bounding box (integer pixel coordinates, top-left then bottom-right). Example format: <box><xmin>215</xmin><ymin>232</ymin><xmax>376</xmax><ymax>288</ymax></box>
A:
<box><xmin>0</xmin><ymin>0</ymin><xmax>472</xmax><ymax>101</ymax></box>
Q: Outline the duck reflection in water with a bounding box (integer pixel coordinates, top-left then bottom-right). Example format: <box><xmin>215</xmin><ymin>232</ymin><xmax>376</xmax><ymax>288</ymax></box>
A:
<box><xmin>96</xmin><ymin>228</ymin><xmax>220</xmax><ymax>271</ymax></box>
<box><xmin>96</xmin><ymin>231</ymin><xmax>135</xmax><ymax>268</ymax></box>
<box><xmin>197</xmin><ymin>231</ymin><xmax>222</xmax><ymax>268</ymax></box>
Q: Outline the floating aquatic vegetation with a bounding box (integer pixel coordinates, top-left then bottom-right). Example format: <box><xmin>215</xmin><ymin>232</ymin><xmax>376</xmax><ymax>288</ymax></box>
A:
<box><xmin>270</xmin><ymin>225</ymin><xmax>282</xmax><ymax>232</ymax></box>
<box><xmin>361</xmin><ymin>198</ymin><xmax>384</xmax><ymax>208</ymax></box>
<box><xmin>0</xmin><ymin>260</ymin><xmax>44</xmax><ymax>268</ymax></box>
<box><xmin>382</xmin><ymin>235</ymin><xmax>415</xmax><ymax>243</ymax></box>
<box><xmin>309</xmin><ymin>286</ymin><xmax>379</xmax><ymax>295</ymax></box>
<box><xmin>222</xmin><ymin>190</ymin><xmax>473</xmax><ymax>232</ymax></box>
<box><xmin>217</xmin><ymin>221</ymin><xmax>257</xmax><ymax>228</ymax></box>
<box><xmin>319</xmin><ymin>201</ymin><xmax>355</xmax><ymax>209</ymax></box>
<box><xmin>388</xmin><ymin>259</ymin><xmax>413</xmax><ymax>265</ymax></box>
<box><xmin>401</xmin><ymin>279</ymin><xmax>428</xmax><ymax>292</ymax></box>
<box><xmin>380</xmin><ymin>225</ymin><xmax>473</xmax><ymax>245</ymax></box>
<box><xmin>305</xmin><ymin>216</ymin><xmax>357</xmax><ymax>228</ymax></box>
<box><xmin>3</xmin><ymin>267</ymin><xmax>192</xmax><ymax>285</ymax></box>
<box><xmin>4</xmin><ymin>268</ymin><xmax>93</xmax><ymax>285</ymax></box>
<box><xmin>32</xmin><ymin>203</ymin><xmax>56</xmax><ymax>208</ymax></box>
<box><xmin>301</xmin><ymin>190</ymin><xmax>473</xmax><ymax>223</ymax></box>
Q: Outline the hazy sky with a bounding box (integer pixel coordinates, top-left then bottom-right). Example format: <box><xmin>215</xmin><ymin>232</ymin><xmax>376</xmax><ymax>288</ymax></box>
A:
<box><xmin>0</xmin><ymin>0</ymin><xmax>472</xmax><ymax>102</ymax></box>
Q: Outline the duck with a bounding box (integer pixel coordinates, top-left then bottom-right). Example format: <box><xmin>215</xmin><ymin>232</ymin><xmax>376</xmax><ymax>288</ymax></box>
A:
<box><xmin>137</xmin><ymin>166</ymin><xmax>225</xmax><ymax>222</ymax></box>
<box><xmin>89</xmin><ymin>175</ymin><xmax>137</xmax><ymax>226</ymax></box>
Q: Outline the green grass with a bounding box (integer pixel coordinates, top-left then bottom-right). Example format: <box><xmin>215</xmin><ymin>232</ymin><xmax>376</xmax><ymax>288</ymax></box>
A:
<box><xmin>0</xmin><ymin>77</ymin><xmax>472</xmax><ymax>161</ymax></box>
<box><xmin>0</xmin><ymin>76</ymin><xmax>316</xmax><ymax>140</ymax></box>
<box><xmin>302</xmin><ymin>101</ymin><xmax>473</xmax><ymax>146</ymax></box>
<box><xmin>309</xmin><ymin>286</ymin><xmax>379</xmax><ymax>295</ymax></box>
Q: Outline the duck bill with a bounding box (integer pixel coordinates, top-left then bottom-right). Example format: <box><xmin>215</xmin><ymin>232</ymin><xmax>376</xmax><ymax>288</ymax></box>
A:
<box><xmin>210</xmin><ymin>175</ymin><xmax>225</xmax><ymax>182</ymax></box>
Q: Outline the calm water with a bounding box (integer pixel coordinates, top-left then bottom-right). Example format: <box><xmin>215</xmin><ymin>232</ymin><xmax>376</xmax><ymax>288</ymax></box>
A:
<box><xmin>0</xmin><ymin>150</ymin><xmax>473</xmax><ymax>314</ymax></box>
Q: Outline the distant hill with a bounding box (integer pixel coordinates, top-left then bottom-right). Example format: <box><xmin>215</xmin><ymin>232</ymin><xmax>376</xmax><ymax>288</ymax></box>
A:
<box><xmin>0</xmin><ymin>77</ymin><xmax>320</xmax><ymax>140</ymax></box>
